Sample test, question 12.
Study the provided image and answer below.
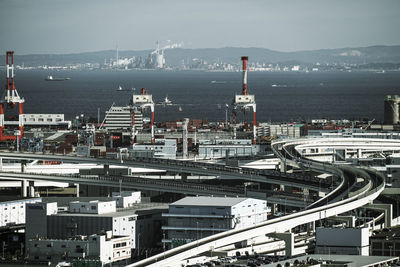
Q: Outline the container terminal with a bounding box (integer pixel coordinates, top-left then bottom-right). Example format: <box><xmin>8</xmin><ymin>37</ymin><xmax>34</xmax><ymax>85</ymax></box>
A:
<box><xmin>0</xmin><ymin>51</ymin><xmax>400</xmax><ymax>266</ymax></box>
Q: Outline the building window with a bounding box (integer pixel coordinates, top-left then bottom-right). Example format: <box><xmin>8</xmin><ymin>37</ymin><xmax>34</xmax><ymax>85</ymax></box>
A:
<box><xmin>61</xmin><ymin>245</ymin><xmax>66</xmax><ymax>248</ymax></box>
<box><xmin>47</xmin><ymin>244</ymin><xmax>52</xmax><ymax>247</ymax></box>
<box><xmin>34</xmin><ymin>244</ymin><xmax>38</xmax><ymax>247</ymax></box>
<box><xmin>91</xmin><ymin>206</ymin><xmax>96</xmax><ymax>210</ymax></box>
<box><xmin>34</xmin><ymin>256</ymin><xmax>39</xmax><ymax>260</ymax></box>
<box><xmin>128</xmin><ymin>217</ymin><xmax>135</xmax><ymax>221</ymax></box>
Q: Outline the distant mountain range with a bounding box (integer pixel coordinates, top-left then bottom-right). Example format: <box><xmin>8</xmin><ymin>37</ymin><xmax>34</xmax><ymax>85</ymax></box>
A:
<box><xmin>1</xmin><ymin>45</ymin><xmax>400</xmax><ymax>67</ymax></box>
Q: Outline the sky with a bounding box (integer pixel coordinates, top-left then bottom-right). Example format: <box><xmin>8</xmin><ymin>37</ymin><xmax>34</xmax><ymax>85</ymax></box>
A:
<box><xmin>0</xmin><ymin>0</ymin><xmax>399</xmax><ymax>55</ymax></box>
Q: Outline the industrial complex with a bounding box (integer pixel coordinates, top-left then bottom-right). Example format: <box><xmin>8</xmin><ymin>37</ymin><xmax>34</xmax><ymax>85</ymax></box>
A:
<box><xmin>0</xmin><ymin>51</ymin><xmax>400</xmax><ymax>267</ymax></box>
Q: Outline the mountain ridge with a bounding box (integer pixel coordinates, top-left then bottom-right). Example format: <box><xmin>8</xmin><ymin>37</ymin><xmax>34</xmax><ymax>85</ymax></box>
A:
<box><xmin>1</xmin><ymin>45</ymin><xmax>400</xmax><ymax>66</ymax></box>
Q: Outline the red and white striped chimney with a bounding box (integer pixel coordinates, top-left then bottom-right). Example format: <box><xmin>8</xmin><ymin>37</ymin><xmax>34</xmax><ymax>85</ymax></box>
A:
<box><xmin>241</xmin><ymin>56</ymin><xmax>248</xmax><ymax>95</ymax></box>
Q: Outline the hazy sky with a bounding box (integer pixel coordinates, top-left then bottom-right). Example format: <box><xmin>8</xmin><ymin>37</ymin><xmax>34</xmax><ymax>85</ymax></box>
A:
<box><xmin>1</xmin><ymin>0</ymin><xmax>399</xmax><ymax>54</ymax></box>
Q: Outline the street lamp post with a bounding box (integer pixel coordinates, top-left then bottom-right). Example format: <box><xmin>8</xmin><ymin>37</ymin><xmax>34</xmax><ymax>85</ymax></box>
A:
<box><xmin>196</xmin><ymin>221</ymin><xmax>199</xmax><ymax>240</ymax></box>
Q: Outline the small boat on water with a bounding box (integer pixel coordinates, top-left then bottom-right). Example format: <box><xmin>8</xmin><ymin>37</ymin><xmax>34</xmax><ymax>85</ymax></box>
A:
<box><xmin>157</xmin><ymin>95</ymin><xmax>173</xmax><ymax>106</ymax></box>
<box><xmin>210</xmin><ymin>80</ymin><xmax>227</xmax><ymax>84</ymax></box>
<box><xmin>271</xmin><ymin>84</ymin><xmax>287</xmax><ymax>88</ymax></box>
<box><xmin>116</xmin><ymin>85</ymin><xmax>135</xmax><ymax>91</ymax></box>
<box><xmin>45</xmin><ymin>75</ymin><xmax>70</xmax><ymax>81</ymax></box>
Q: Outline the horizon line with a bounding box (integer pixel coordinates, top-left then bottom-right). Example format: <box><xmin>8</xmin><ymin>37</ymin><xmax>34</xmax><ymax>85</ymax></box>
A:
<box><xmin>2</xmin><ymin>44</ymin><xmax>400</xmax><ymax>56</ymax></box>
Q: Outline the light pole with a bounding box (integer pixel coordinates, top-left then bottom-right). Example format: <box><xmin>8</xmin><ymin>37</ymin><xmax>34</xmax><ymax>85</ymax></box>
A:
<box><xmin>75</xmin><ymin>115</ymin><xmax>79</xmax><ymax>134</ymax></box>
<box><xmin>196</xmin><ymin>221</ymin><xmax>199</xmax><ymax>240</ymax></box>
<box><xmin>225</xmin><ymin>104</ymin><xmax>229</xmax><ymax>129</ymax></box>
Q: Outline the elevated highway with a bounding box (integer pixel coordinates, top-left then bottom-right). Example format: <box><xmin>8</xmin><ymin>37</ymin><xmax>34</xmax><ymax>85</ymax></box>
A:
<box><xmin>0</xmin><ymin>171</ymin><xmax>312</xmax><ymax>206</ymax></box>
<box><xmin>0</xmin><ymin>138</ymin><xmax>389</xmax><ymax>266</ymax></box>
<box><xmin>0</xmin><ymin>151</ymin><xmax>330</xmax><ymax>191</ymax></box>
<box><xmin>127</xmin><ymin>138</ymin><xmax>386</xmax><ymax>267</ymax></box>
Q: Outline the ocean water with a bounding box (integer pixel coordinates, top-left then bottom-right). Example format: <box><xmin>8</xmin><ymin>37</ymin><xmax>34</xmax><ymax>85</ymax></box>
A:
<box><xmin>3</xmin><ymin>69</ymin><xmax>400</xmax><ymax>123</ymax></box>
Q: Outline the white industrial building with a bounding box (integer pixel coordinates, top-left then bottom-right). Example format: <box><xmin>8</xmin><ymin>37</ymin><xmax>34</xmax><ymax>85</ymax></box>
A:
<box><xmin>26</xmin><ymin>199</ymin><xmax>137</xmax><ymax>249</ymax></box>
<box><xmin>68</xmin><ymin>200</ymin><xmax>116</xmax><ymax>214</ymax></box>
<box><xmin>25</xmin><ymin>192</ymin><xmax>168</xmax><ymax>261</ymax></box>
<box><xmin>162</xmin><ymin>196</ymin><xmax>269</xmax><ymax>249</ymax></box>
<box><xmin>129</xmin><ymin>139</ymin><xmax>177</xmax><ymax>159</ymax></box>
<box><xmin>112</xmin><ymin>191</ymin><xmax>141</xmax><ymax>208</ymax></box>
<box><xmin>27</xmin><ymin>231</ymin><xmax>131</xmax><ymax>264</ymax></box>
<box><xmin>198</xmin><ymin>139</ymin><xmax>258</xmax><ymax>159</ymax></box>
<box><xmin>262</xmin><ymin>124</ymin><xmax>303</xmax><ymax>138</ymax></box>
<box><xmin>3</xmin><ymin>114</ymin><xmax>71</xmax><ymax>128</ymax></box>
<box><xmin>315</xmin><ymin>227</ymin><xmax>369</xmax><ymax>256</ymax></box>
<box><xmin>0</xmin><ymin>198</ymin><xmax>41</xmax><ymax>227</ymax></box>
<box><xmin>101</xmin><ymin>106</ymin><xmax>143</xmax><ymax>132</ymax></box>
<box><xmin>22</xmin><ymin>114</ymin><xmax>70</xmax><ymax>127</ymax></box>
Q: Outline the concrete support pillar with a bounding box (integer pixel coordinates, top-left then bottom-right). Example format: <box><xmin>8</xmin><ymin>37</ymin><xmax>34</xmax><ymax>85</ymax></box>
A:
<box><xmin>181</xmin><ymin>173</ymin><xmax>188</xmax><ymax>181</ymax></box>
<box><xmin>69</xmin><ymin>183</ymin><xmax>80</xmax><ymax>197</ymax></box>
<box><xmin>280</xmin><ymin>159</ymin><xmax>287</xmax><ymax>173</ymax></box>
<box><xmin>366</xmin><ymin>203</ymin><xmax>393</xmax><ymax>228</ymax></box>
<box><xmin>21</xmin><ymin>180</ymin><xmax>27</xmax><ymax>197</ymax></box>
<box><xmin>266</xmin><ymin>232</ymin><xmax>294</xmax><ymax>257</ymax></box>
<box><xmin>307</xmin><ymin>221</ymin><xmax>315</xmax><ymax>233</ymax></box>
<box><xmin>21</xmin><ymin>161</ymin><xmax>27</xmax><ymax>197</ymax></box>
<box><xmin>104</xmin><ymin>164</ymin><xmax>109</xmax><ymax>175</ymax></box>
<box><xmin>28</xmin><ymin>181</ymin><xmax>35</xmax><ymax>197</ymax></box>
<box><xmin>272</xmin><ymin>203</ymin><xmax>277</xmax><ymax>214</ymax></box>
<box><xmin>75</xmin><ymin>183</ymin><xmax>80</xmax><ymax>197</ymax></box>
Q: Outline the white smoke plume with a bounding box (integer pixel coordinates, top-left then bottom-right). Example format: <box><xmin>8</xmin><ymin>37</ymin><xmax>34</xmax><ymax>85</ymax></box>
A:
<box><xmin>162</xmin><ymin>40</ymin><xmax>184</xmax><ymax>50</ymax></box>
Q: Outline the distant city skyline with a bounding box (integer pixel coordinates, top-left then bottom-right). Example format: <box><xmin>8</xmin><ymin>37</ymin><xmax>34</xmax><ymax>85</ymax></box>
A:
<box><xmin>0</xmin><ymin>0</ymin><xmax>399</xmax><ymax>55</ymax></box>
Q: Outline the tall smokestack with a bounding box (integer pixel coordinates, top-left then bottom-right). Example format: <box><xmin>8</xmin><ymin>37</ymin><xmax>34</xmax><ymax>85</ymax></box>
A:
<box><xmin>241</xmin><ymin>56</ymin><xmax>248</xmax><ymax>95</ymax></box>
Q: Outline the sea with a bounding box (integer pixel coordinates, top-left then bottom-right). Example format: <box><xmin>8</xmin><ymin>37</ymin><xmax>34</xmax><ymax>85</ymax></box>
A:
<box><xmin>4</xmin><ymin>69</ymin><xmax>400</xmax><ymax>123</ymax></box>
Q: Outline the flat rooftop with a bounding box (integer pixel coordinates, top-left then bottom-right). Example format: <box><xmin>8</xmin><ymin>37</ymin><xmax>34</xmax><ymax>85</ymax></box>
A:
<box><xmin>262</xmin><ymin>254</ymin><xmax>399</xmax><ymax>267</ymax></box>
<box><xmin>171</xmin><ymin>196</ymin><xmax>251</xmax><ymax>207</ymax></box>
